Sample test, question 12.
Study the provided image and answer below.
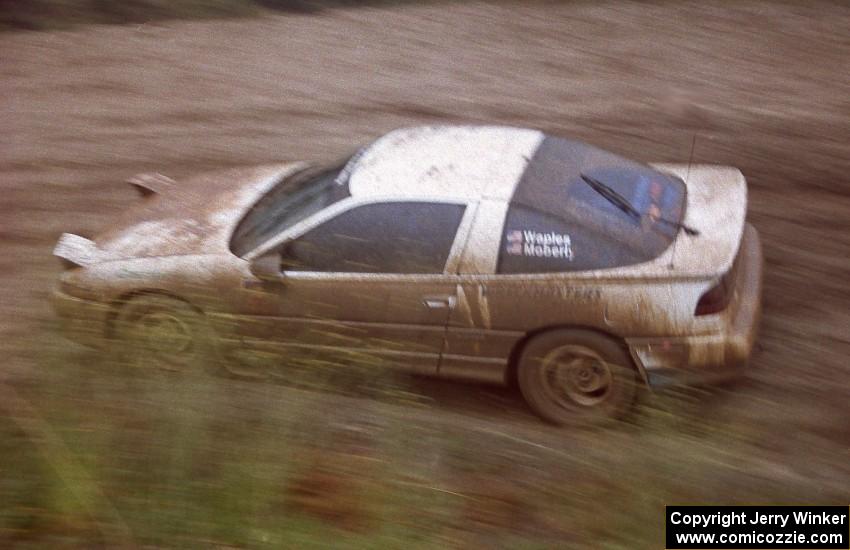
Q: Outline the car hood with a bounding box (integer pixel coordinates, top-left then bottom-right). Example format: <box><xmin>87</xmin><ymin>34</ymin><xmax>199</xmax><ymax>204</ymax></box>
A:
<box><xmin>56</xmin><ymin>163</ymin><xmax>305</xmax><ymax>265</ymax></box>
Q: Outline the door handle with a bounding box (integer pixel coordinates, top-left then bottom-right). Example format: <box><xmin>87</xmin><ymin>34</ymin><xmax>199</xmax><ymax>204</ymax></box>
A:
<box><xmin>422</xmin><ymin>296</ymin><xmax>457</xmax><ymax>310</ymax></box>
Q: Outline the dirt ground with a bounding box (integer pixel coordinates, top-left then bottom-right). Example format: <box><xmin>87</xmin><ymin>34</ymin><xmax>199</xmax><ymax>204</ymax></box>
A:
<box><xmin>2</xmin><ymin>0</ymin><xmax>850</xmax><ymax>545</ymax></box>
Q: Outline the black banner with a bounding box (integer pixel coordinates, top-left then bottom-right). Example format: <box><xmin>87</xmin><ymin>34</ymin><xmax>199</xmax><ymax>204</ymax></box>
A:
<box><xmin>666</xmin><ymin>506</ymin><xmax>849</xmax><ymax>549</ymax></box>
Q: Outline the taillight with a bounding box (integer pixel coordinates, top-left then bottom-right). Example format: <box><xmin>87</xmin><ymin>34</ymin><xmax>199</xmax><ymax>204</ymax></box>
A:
<box><xmin>695</xmin><ymin>244</ymin><xmax>742</xmax><ymax>316</ymax></box>
<box><xmin>694</xmin><ymin>278</ymin><xmax>731</xmax><ymax>315</ymax></box>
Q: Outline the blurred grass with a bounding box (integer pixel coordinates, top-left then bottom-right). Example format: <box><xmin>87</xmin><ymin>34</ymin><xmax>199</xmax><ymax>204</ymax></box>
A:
<box><xmin>0</xmin><ymin>325</ymin><xmax>498</xmax><ymax>547</ymax></box>
<box><xmin>1</xmin><ymin>322</ymin><xmax>848</xmax><ymax>548</ymax></box>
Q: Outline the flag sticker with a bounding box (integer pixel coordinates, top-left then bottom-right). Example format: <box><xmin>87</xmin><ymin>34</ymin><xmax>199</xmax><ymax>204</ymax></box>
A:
<box><xmin>505</xmin><ymin>229</ymin><xmax>574</xmax><ymax>260</ymax></box>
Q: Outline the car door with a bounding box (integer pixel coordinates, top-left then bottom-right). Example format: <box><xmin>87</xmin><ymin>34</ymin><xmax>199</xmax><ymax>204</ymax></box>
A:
<box><xmin>440</xmin><ymin>199</ymin><xmax>526</xmax><ymax>383</ymax></box>
<box><xmin>442</xmin><ymin>198</ymin><xmax>619</xmax><ymax>384</ymax></box>
<box><xmin>240</xmin><ymin>199</ymin><xmax>471</xmax><ymax>375</ymax></box>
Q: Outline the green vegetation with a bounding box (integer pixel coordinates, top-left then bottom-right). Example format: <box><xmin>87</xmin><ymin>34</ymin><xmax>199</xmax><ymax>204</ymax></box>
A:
<box><xmin>1</xmin><ymin>323</ymin><xmax>847</xmax><ymax>548</ymax></box>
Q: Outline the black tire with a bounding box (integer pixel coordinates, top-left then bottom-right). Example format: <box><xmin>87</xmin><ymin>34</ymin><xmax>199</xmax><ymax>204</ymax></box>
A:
<box><xmin>516</xmin><ymin>329</ymin><xmax>639</xmax><ymax>426</ymax></box>
<box><xmin>114</xmin><ymin>295</ymin><xmax>214</xmax><ymax>373</ymax></box>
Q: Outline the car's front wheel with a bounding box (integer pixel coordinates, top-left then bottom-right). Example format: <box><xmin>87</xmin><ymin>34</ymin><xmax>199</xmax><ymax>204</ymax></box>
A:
<box><xmin>115</xmin><ymin>295</ymin><xmax>214</xmax><ymax>373</ymax></box>
<box><xmin>517</xmin><ymin>329</ymin><xmax>639</xmax><ymax>426</ymax></box>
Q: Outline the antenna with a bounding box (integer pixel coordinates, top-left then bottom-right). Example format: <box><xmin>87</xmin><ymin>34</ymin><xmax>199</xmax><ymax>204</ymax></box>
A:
<box><xmin>668</xmin><ymin>132</ymin><xmax>697</xmax><ymax>270</ymax></box>
<box><xmin>685</xmin><ymin>133</ymin><xmax>697</xmax><ymax>184</ymax></box>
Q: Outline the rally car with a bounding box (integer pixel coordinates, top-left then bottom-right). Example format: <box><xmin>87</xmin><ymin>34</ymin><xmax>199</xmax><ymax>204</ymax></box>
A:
<box><xmin>52</xmin><ymin>125</ymin><xmax>763</xmax><ymax>424</ymax></box>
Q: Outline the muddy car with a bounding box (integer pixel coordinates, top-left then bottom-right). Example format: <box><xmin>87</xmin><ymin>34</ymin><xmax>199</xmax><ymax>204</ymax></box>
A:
<box><xmin>52</xmin><ymin>125</ymin><xmax>763</xmax><ymax>424</ymax></box>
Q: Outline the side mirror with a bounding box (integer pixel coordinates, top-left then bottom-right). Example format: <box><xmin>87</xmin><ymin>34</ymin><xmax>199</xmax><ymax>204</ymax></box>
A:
<box><xmin>249</xmin><ymin>254</ymin><xmax>283</xmax><ymax>282</ymax></box>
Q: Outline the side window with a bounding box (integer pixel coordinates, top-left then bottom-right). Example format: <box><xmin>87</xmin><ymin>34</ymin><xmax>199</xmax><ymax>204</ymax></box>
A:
<box><xmin>281</xmin><ymin>202</ymin><xmax>466</xmax><ymax>274</ymax></box>
<box><xmin>498</xmin><ymin>205</ymin><xmax>575</xmax><ymax>274</ymax></box>
<box><xmin>497</xmin><ymin>204</ymin><xmax>644</xmax><ymax>274</ymax></box>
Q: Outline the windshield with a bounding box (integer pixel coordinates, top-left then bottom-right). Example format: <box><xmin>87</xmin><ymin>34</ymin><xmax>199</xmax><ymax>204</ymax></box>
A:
<box><xmin>229</xmin><ymin>157</ymin><xmax>356</xmax><ymax>257</ymax></box>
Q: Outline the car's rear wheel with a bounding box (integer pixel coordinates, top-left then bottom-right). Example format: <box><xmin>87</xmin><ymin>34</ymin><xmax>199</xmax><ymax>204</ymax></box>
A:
<box><xmin>517</xmin><ymin>329</ymin><xmax>639</xmax><ymax>425</ymax></box>
<box><xmin>115</xmin><ymin>295</ymin><xmax>214</xmax><ymax>373</ymax></box>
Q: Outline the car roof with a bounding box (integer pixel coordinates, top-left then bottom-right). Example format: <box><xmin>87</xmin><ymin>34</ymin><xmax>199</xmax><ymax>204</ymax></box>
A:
<box><xmin>347</xmin><ymin>125</ymin><xmax>545</xmax><ymax>202</ymax></box>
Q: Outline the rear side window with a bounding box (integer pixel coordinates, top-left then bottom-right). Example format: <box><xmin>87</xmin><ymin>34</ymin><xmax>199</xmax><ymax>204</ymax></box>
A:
<box><xmin>498</xmin><ymin>204</ymin><xmax>646</xmax><ymax>274</ymax></box>
<box><xmin>280</xmin><ymin>202</ymin><xmax>465</xmax><ymax>274</ymax></box>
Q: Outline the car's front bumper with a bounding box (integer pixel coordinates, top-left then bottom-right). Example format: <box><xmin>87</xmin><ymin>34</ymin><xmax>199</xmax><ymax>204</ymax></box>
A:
<box><xmin>627</xmin><ymin>223</ymin><xmax>764</xmax><ymax>387</ymax></box>
<box><xmin>50</xmin><ymin>286</ymin><xmax>111</xmax><ymax>348</ymax></box>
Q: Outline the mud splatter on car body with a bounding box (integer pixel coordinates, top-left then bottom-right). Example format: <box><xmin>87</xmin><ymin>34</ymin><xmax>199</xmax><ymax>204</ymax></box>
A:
<box><xmin>51</xmin><ymin>125</ymin><xmax>763</xmax><ymax>422</ymax></box>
